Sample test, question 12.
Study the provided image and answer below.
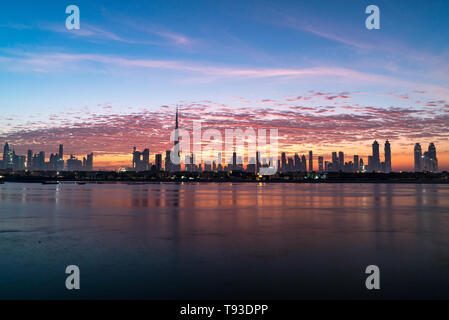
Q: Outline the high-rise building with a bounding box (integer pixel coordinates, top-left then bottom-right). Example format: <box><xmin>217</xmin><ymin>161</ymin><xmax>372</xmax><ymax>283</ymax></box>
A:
<box><xmin>165</xmin><ymin>150</ymin><xmax>172</xmax><ymax>172</ymax></box>
<box><xmin>301</xmin><ymin>155</ymin><xmax>307</xmax><ymax>172</ymax></box>
<box><xmin>2</xmin><ymin>142</ymin><xmax>13</xmax><ymax>169</ymax></box>
<box><xmin>338</xmin><ymin>151</ymin><xmax>344</xmax><ymax>170</ymax></box>
<box><xmin>308</xmin><ymin>151</ymin><xmax>313</xmax><ymax>172</ymax></box>
<box><xmin>27</xmin><ymin>149</ymin><xmax>33</xmax><ymax>169</ymax></box>
<box><xmin>66</xmin><ymin>155</ymin><xmax>82</xmax><ymax>171</ymax></box>
<box><xmin>142</xmin><ymin>149</ymin><xmax>150</xmax><ymax>171</ymax></box>
<box><xmin>256</xmin><ymin>151</ymin><xmax>260</xmax><ymax>173</ymax></box>
<box><xmin>155</xmin><ymin>154</ymin><xmax>162</xmax><ymax>171</ymax></box>
<box><xmin>281</xmin><ymin>152</ymin><xmax>286</xmax><ymax>171</ymax></box>
<box><xmin>354</xmin><ymin>155</ymin><xmax>359</xmax><ymax>172</ymax></box>
<box><xmin>384</xmin><ymin>140</ymin><xmax>391</xmax><ymax>173</ymax></box>
<box><xmin>85</xmin><ymin>153</ymin><xmax>93</xmax><ymax>171</ymax></box>
<box><xmin>59</xmin><ymin>144</ymin><xmax>63</xmax><ymax>160</ymax></box>
<box><xmin>318</xmin><ymin>156</ymin><xmax>323</xmax><ymax>173</ymax></box>
<box><xmin>424</xmin><ymin>143</ymin><xmax>438</xmax><ymax>172</ymax></box>
<box><xmin>132</xmin><ymin>147</ymin><xmax>150</xmax><ymax>171</ymax></box>
<box><xmin>332</xmin><ymin>152</ymin><xmax>338</xmax><ymax>172</ymax></box>
<box><xmin>294</xmin><ymin>153</ymin><xmax>300</xmax><ymax>171</ymax></box>
<box><xmin>372</xmin><ymin>140</ymin><xmax>380</xmax><ymax>172</ymax></box>
<box><xmin>414</xmin><ymin>143</ymin><xmax>422</xmax><ymax>172</ymax></box>
<box><xmin>56</xmin><ymin>144</ymin><xmax>64</xmax><ymax>171</ymax></box>
<box><xmin>172</xmin><ymin>107</ymin><xmax>181</xmax><ymax>171</ymax></box>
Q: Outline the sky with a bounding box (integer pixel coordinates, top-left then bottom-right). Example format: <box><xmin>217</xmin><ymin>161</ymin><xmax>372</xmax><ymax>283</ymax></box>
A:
<box><xmin>0</xmin><ymin>0</ymin><xmax>448</xmax><ymax>170</ymax></box>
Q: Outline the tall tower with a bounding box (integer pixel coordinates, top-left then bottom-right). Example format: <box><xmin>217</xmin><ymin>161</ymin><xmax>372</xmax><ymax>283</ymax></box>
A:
<box><xmin>338</xmin><ymin>151</ymin><xmax>344</xmax><ymax>170</ymax></box>
<box><xmin>308</xmin><ymin>151</ymin><xmax>313</xmax><ymax>172</ymax></box>
<box><xmin>59</xmin><ymin>144</ymin><xmax>63</xmax><ymax>160</ymax></box>
<box><xmin>414</xmin><ymin>143</ymin><xmax>422</xmax><ymax>172</ymax></box>
<box><xmin>171</xmin><ymin>107</ymin><xmax>180</xmax><ymax>171</ymax></box>
<box><xmin>3</xmin><ymin>142</ymin><xmax>9</xmax><ymax>169</ymax></box>
<box><xmin>372</xmin><ymin>140</ymin><xmax>380</xmax><ymax>171</ymax></box>
<box><xmin>428</xmin><ymin>143</ymin><xmax>438</xmax><ymax>172</ymax></box>
<box><xmin>384</xmin><ymin>140</ymin><xmax>391</xmax><ymax>173</ymax></box>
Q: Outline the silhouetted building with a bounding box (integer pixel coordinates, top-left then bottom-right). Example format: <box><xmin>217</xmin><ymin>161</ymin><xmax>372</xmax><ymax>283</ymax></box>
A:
<box><xmin>354</xmin><ymin>155</ymin><xmax>359</xmax><ymax>172</ymax></box>
<box><xmin>331</xmin><ymin>152</ymin><xmax>338</xmax><ymax>172</ymax></box>
<box><xmin>66</xmin><ymin>155</ymin><xmax>82</xmax><ymax>171</ymax></box>
<box><xmin>85</xmin><ymin>153</ymin><xmax>93</xmax><ymax>171</ymax></box>
<box><xmin>372</xmin><ymin>140</ymin><xmax>380</xmax><ymax>172</ymax></box>
<box><xmin>27</xmin><ymin>149</ymin><xmax>32</xmax><ymax>169</ymax></box>
<box><xmin>281</xmin><ymin>152</ymin><xmax>286</xmax><ymax>171</ymax></box>
<box><xmin>2</xmin><ymin>142</ymin><xmax>13</xmax><ymax>169</ymax></box>
<box><xmin>155</xmin><ymin>154</ymin><xmax>162</xmax><ymax>171</ymax></box>
<box><xmin>423</xmin><ymin>143</ymin><xmax>438</xmax><ymax>172</ymax></box>
<box><xmin>384</xmin><ymin>140</ymin><xmax>391</xmax><ymax>173</ymax></box>
<box><xmin>309</xmin><ymin>151</ymin><xmax>313</xmax><ymax>172</ymax></box>
<box><xmin>414</xmin><ymin>143</ymin><xmax>423</xmax><ymax>172</ymax></box>
<box><xmin>318</xmin><ymin>156</ymin><xmax>324</xmax><ymax>172</ymax></box>
<box><xmin>132</xmin><ymin>147</ymin><xmax>150</xmax><ymax>171</ymax></box>
<box><xmin>338</xmin><ymin>151</ymin><xmax>344</xmax><ymax>171</ymax></box>
<box><xmin>165</xmin><ymin>150</ymin><xmax>172</xmax><ymax>172</ymax></box>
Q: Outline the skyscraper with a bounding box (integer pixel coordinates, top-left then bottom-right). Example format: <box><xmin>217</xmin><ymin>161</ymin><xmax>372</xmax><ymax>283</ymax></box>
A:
<box><xmin>338</xmin><ymin>151</ymin><xmax>344</xmax><ymax>170</ymax></box>
<box><xmin>414</xmin><ymin>143</ymin><xmax>422</xmax><ymax>172</ymax></box>
<box><xmin>59</xmin><ymin>144</ymin><xmax>63</xmax><ymax>161</ymax></box>
<box><xmin>27</xmin><ymin>149</ymin><xmax>32</xmax><ymax>169</ymax></box>
<box><xmin>301</xmin><ymin>154</ymin><xmax>307</xmax><ymax>172</ymax></box>
<box><xmin>281</xmin><ymin>152</ymin><xmax>286</xmax><ymax>171</ymax></box>
<box><xmin>294</xmin><ymin>153</ymin><xmax>300</xmax><ymax>171</ymax></box>
<box><xmin>2</xmin><ymin>142</ymin><xmax>13</xmax><ymax>169</ymax></box>
<box><xmin>372</xmin><ymin>140</ymin><xmax>380</xmax><ymax>172</ymax></box>
<box><xmin>165</xmin><ymin>150</ymin><xmax>172</xmax><ymax>172</ymax></box>
<box><xmin>384</xmin><ymin>140</ymin><xmax>391</xmax><ymax>173</ymax></box>
<box><xmin>85</xmin><ymin>153</ymin><xmax>93</xmax><ymax>171</ymax></box>
<box><xmin>57</xmin><ymin>144</ymin><xmax>64</xmax><ymax>171</ymax></box>
<box><xmin>155</xmin><ymin>154</ymin><xmax>162</xmax><ymax>171</ymax></box>
<box><xmin>172</xmin><ymin>107</ymin><xmax>181</xmax><ymax>171</ymax></box>
<box><xmin>424</xmin><ymin>143</ymin><xmax>438</xmax><ymax>172</ymax></box>
<box><xmin>332</xmin><ymin>152</ymin><xmax>338</xmax><ymax>171</ymax></box>
<box><xmin>354</xmin><ymin>155</ymin><xmax>359</xmax><ymax>172</ymax></box>
<box><xmin>318</xmin><ymin>156</ymin><xmax>323</xmax><ymax>173</ymax></box>
<box><xmin>308</xmin><ymin>151</ymin><xmax>313</xmax><ymax>172</ymax></box>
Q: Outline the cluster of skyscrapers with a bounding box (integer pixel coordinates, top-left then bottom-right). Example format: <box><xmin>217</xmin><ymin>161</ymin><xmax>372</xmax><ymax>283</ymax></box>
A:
<box><xmin>414</xmin><ymin>143</ymin><xmax>438</xmax><ymax>172</ymax></box>
<box><xmin>1</xmin><ymin>110</ymin><xmax>440</xmax><ymax>174</ymax></box>
<box><xmin>127</xmin><ymin>110</ymin><xmax>440</xmax><ymax>174</ymax></box>
<box><xmin>1</xmin><ymin>142</ymin><xmax>93</xmax><ymax>171</ymax></box>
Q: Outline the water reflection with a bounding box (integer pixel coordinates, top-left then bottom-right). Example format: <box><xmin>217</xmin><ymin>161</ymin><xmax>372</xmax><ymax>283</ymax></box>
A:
<box><xmin>1</xmin><ymin>182</ymin><xmax>449</xmax><ymax>299</ymax></box>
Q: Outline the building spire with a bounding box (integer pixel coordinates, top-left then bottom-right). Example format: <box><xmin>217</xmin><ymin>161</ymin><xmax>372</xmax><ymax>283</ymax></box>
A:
<box><xmin>174</xmin><ymin>107</ymin><xmax>179</xmax><ymax>148</ymax></box>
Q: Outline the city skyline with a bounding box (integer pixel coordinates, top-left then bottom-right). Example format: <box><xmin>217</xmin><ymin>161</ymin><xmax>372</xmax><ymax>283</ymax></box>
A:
<box><xmin>0</xmin><ymin>108</ymin><xmax>440</xmax><ymax>173</ymax></box>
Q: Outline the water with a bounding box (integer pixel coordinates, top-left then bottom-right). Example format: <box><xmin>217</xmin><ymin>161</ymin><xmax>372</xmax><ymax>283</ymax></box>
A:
<box><xmin>1</xmin><ymin>182</ymin><xmax>449</xmax><ymax>299</ymax></box>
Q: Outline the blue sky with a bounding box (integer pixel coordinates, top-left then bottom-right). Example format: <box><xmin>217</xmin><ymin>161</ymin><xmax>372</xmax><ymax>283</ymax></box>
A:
<box><xmin>0</xmin><ymin>0</ymin><xmax>448</xmax><ymax>169</ymax></box>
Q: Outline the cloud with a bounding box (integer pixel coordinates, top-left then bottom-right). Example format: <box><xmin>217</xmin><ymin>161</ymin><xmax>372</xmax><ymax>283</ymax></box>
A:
<box><xmin>2</xmin><ymin>99</ymin><xmax>449</xmax><ymax>169</ymax></box>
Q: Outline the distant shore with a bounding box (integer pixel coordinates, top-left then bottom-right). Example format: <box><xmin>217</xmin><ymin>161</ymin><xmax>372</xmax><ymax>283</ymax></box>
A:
<box><xmin>1</xmin><ymin>170</ymin><xmax>448</xmax><ymax>184</ymax></box>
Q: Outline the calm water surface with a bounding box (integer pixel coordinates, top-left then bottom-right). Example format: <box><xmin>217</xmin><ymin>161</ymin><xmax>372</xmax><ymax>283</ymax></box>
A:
<box><xmin>1</xmin><ymin>182</ymin><xmax>449</xmax><ymax>299</ymax></box>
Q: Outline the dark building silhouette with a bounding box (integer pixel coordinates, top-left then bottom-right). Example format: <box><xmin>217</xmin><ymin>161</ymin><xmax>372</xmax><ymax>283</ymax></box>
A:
<box><xmin>371</xmin><ymin>140</ymin><xmax>380</xmax><ymax>172</ymax></box>
<box><xmin>354</xmin><ymin>155</ymin><xmax>359</xmax><ymax>171</ymax></box>
<box><xmin>155</xmin><ymin>154</ymin><xmax>162</xmax><ymax>171</ymax></box>
<box><xmin>132</xmin><ymin>147</ymin><xmax>150</xmax><ymax>171</ymax></box>
<box><xmin>384</xmin><ymin>140</ymin><xmax>391</xmax><ymax>173</ymax></box>
<box><xmin>414</xmin><ymin>143</ymin><xmax>423</xmax><ymax>172</ymax></box>
<box><xmin>308</xmin><ymin>151</ymin><xmax>313</xmax><ymax>172</ymax></box>
<box><xmin>318</xmin><ymin>156</ymin><xmax>323</xmax><ymax>172</ymax></box>
<box><xmin>424</xmin><ymin>143</ymin><xmax>438</xmax><ymax>172</ymax></box>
